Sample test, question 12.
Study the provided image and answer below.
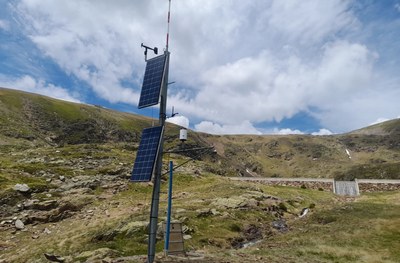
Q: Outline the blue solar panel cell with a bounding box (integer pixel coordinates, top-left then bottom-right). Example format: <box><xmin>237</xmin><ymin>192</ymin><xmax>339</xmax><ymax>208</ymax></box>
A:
<box><xmin>138</xmin><ymin>55</ymin><xmax>166</xmax><ymax>109</ymax></box>
<box><xmin>131</xmin><ymin>126</ymin><xmax>163</xmax><ymax>182</ymax></box>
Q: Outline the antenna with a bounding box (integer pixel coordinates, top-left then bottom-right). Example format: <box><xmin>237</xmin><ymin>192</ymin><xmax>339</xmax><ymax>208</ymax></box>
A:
<box><xmin>171</xmin><ymin>106</ymin><xmax>179</xmax><ymax>118</ymax></box>
<box><xmin>166</xmin><ymin>0</ymin><xmax>171</xmax><ymax>51</ymax></box>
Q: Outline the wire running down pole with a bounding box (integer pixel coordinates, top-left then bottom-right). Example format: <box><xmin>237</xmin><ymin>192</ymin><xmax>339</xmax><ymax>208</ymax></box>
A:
<box><xmin>164</xmin><ymin>161</ymin><xmax>174</xmax><ymax>253</ymax></box>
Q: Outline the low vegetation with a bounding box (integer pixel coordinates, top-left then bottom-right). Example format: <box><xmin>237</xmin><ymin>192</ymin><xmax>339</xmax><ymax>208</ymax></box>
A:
<box><xmin>0</xmin><ymin>88</ymin><xmax>399</xmax><ymax>262</ymax></box>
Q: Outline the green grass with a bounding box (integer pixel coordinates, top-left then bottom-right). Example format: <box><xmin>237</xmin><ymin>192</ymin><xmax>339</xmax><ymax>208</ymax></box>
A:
<box><xmin>335</xmin><ymin>162</ymin><xmax>400</xmax><ymax>180</ymax></box>
<box><xmin>0</xmin><ymin>171</ymin><xmax>49</xmax><ymax>191</ymax></box>
<box><xmin>239</xmin><ymin>191</ymin><xmax>400</xmax><ymax>263</ymax></box>
<box><xmin>1</xmin><ymin>88</ymin><xmax>400</xmax><ymax>262</ymax></box>
<box><xmin>1</xmin><ymin>163</ymin><xmax>399</xmax><ymax>262</ymax></box>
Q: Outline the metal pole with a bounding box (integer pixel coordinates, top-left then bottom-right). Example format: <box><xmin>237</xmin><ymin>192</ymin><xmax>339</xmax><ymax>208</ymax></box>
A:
<box><xmin>147</xmin><ymin>51</ymin><xmax>170</xmax><ymax>263</ymax></box>
<box><xmin>148</xmin><ymin>1</ymin><xmax>172</xmax><ymax>261</ymax></box>
<box><xmin>165</xmin><ymin>161</ymin><xmax>173</xmax><ymax>253</ymax></box>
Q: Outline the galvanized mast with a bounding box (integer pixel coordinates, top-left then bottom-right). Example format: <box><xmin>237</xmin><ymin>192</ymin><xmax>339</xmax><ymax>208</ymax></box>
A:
<box><xmin>147</xmin><ymin>1</ymin><xmax>171</xmax><ymax>262</ymax></box>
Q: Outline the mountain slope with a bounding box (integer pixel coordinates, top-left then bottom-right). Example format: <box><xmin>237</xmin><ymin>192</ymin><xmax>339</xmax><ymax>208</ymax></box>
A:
<box><xmin>1</xmin><ymin>87</ymin><xmax>399</xmax><ymax>179</ymax></box>
<box><xmin>0</xmin><ymin>88</ymin><xmax>399</xmax><ymax>262</ymax></box>
<box><xmin>0</xmin><ymin>88</ymin><xmax>156</xmax><ymax>145</ymax></box>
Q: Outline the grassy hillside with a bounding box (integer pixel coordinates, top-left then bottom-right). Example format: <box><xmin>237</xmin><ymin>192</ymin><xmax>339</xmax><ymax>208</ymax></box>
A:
<box><xmin>0</xmin><ymin>88</ymin><xmax>156</xmax><ymax>145</ymax></box>
<box><xmin>1</xmin><ymin>87</ymin><xmax>399</xmax><ymax>180</ymax></box>
<box><xmin>1</xmin><ymin>149</ymin><xmax>399</xmax><ymax>262</ymax></box>
<box><xmin>202</xmin><ymin>129</ymin><xmax>400</xmax><ymax>179</ymax></box>
<box><xmin>0</xmin><ymin>88</ymin><xmax>399</xmax><ymax>262</ymax></box>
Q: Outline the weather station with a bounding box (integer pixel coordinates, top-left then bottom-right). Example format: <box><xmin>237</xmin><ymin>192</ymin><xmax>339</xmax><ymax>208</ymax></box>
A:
<box><xmin>129</xmin><ymin>1</ymin><xmax>216</xmax><ymax>261</ymax></box>
<box><xmin>129</xmin><ymin>1</ymin><xmax>171</xmax><ymax>262</ymax></box>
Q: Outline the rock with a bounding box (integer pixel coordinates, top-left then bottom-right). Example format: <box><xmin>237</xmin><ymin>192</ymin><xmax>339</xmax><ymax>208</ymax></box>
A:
<box><xmin>118</xmin><ymin>221</ymin><xmax>148</xmax><ymax>236</ymax></box>
<box><xmin>33</xmin><ymin>200</ymin><xmax>58</xmax><ymax>211</ymax></box>
<box><xmin>196</xmin><ymin>208</ymin><xmax>212</xmax><ymax>218</ymax></box>
<box><xmin>212</xmin><ymin>196</ymin><xmax>249</xmax><ymax>209</ymax></box>
<box><xmin>231</xmin><ymin>224</ymin><xmax>263</xmax><ymax>249</ymax></box>
<box><xmin>182</xmin><ymin>225</ymin><xmax>195</xmax><ymax>234</ymax></box>
<box><xmin>15</xmin><ymin>219</ymin><xmax>24</xmax><ymax>230</ymax></box>
<box><xmin>183</xmin><ymin>234</ymin><xmax>192</xmax><ymax>240</ymax></box>
<box><xmin>59</xmin><ymin>176</ymin><xmax>65</xmax><ymax>182</ymax></box>
<box><xmin>272</xmin><ymin>219</ymin><xmax>288</xmax><ymax>232</ymax></box>
<box><xmin>299</xmin><ymin>208</ymin><xmax>309</xmax><ymax>218</ymax></box>
<box><xmin>14</xmin><ymin>184</ymin><xmax>30</xmax><ymax>193</ymax></box>
<box><xmin>246</xmin><ymin>199</ymin><xmax>259</xmax><ymax>207</ymax></box>
<box><xmin>23</xmin><ymin>199</ymin><xmax>39</xmax><ymax>209</ymax></box>
<box><xmin>211</xmin><ymin>208</ymin><xmax>220</xmax><ymax>215</ymax></box>
<box><xmin>44</xmin><ymin>253</ymin><xmax>65</xmax><ymax>262</ymax></box>
<box><xmin>176</xmin><ymin>208</ymin><xmax>186</xmax><ymax>213</ymax></box>
<box><xmin>44</xmin><ymin>228</ymin><xmax>52</xmax><ymax>234</ymax></box>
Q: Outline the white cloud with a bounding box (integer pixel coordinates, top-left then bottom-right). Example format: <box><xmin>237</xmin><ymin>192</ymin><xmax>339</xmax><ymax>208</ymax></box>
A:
<box><xmin>369</xmin><ymin>116</ymin><xmax>400</xmax><ymax>126</ymax></box>
<box><xmin>172</xmin><ymin>40</ymin><xmax>383</xmax><ymax>133</ymax></box>
<box><xmin>10</xmin><ymin>0</ymin><xmax>400</xmax><ymax>134</ymax></box>
<box><xmin>272</xmin><ymin>128</ymin><xmax>304</xmax><ymax>135</ymax></box>
<box><xmin>16</xmin><ymin>0</ymin><xmax>144</xmax><ymax>105</ymax></box>
<box><xmin>166</xmin><ymin>115</ymin><xmax>189</xmax><ymax>128</ymax></box>
<box><xmin>370</xmin><ymin>118</ymin><xmax>389</xmax><ymax>125</ymax></box>
<box><xmin>0</xmin><ymin>75</ymin><xmax>80</xmax><ymax>103</ymax></box>
<box><xmin>311</xmin><ymin>129</ymin><xmax>333</xmax><ymax>136</ymax></box>
<box><xmin>267</xmin><ymin>0</ymin><xmax>358</xmax><ymax>44</ymax></box>
<box><xmin>0</xmin><ymin>19</ymin><xmax>9</xmax><ymax>31</ymax></box>
<box><xmin>395</xmin><ymin>3</ymin><xmax>400</xmax><ymax>12</ymax></box>
<box><xmin>195</xmin><ymin>120</ymin><xmax>261</xmax><ymax>135</ymax></box>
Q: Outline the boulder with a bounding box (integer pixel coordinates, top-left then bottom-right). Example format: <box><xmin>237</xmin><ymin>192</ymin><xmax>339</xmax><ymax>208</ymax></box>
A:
<box><xmin>14</xmin><ymin>184</ymin><xmax>30</xmax><ymax>193</ymax></box>
<box><xmin>15</xmin><ymin>219</ymin><xmax>25</xmax><ymax>230</ymax></box>
<box><xmin>33</xmin><ymin>200</ymin><xmax>59</xmax><ymax>211</ymax></box>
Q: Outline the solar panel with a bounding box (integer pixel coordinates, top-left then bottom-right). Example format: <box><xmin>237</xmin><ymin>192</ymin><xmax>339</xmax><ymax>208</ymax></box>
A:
<box><xmin>138</xmin><ymin>54</ymin><xmax>166</xmax><ymax>109</ymax></box>
<box><xmin>131</xmin><ymin>126</ymin><xmax>164</xmax><ymax>182</ymax></box>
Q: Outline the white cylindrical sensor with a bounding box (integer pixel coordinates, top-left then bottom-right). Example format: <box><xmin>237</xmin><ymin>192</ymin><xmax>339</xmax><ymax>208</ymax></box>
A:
<box><xmin>179</xmin><ymin>128</ymin><xmax>187</xmax><ymax>141</ymax></box>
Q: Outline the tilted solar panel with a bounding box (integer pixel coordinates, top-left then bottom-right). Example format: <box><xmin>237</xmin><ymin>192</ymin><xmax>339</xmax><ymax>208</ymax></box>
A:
<box><xmin>131</xmin><ymin>126</ymin><xmax>164</xmax><ymax>182</ymax></box>
<box><xmin>138</xmin><ymin>54</ymin><xmax>166</xmax><ymax>109</ymax></box>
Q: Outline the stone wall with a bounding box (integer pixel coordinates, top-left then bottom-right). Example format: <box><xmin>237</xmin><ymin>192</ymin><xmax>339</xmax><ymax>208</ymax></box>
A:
<box><xmin>358</xmin><ymin>183</ymin><xmax>400</xmax><ymax>192</ymax></box>
<box><xmin>249</xmin><ymin>180</ymin><xmax>333</xmax><ymax>191</ymax></box>
<box><xmin>240</xmin><ymin>179</ymin><xmax>400</xmax><ymax>193</ymax></box>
